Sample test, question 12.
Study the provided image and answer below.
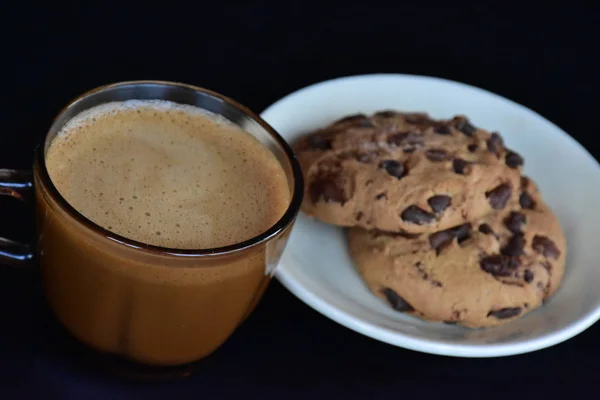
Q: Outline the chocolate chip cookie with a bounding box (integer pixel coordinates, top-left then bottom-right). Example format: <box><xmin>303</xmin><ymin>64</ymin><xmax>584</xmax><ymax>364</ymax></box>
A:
<box><xmin>294</xmin><ymin>111</ymin><xmax>523</xmax><ymax>233</ymax></box>
<box><xmin>348</xmin><ymin>176</ymin><xmax>566</xmax><ymax>327</ymax></box>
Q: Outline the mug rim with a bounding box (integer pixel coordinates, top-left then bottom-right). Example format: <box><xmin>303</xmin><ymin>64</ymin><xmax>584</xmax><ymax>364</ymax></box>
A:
<box><xmin>35</xmin><ymin>80</ymin><xmax>304</xmax><ymax>257</ymax></box>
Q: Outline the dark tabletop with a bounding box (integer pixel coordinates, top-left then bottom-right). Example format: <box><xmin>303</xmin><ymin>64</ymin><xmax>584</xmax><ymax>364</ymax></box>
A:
<box><xmin>1</xmin><ymin>1</ymin><xmax>598</xmax><ymax>398</ymax></box>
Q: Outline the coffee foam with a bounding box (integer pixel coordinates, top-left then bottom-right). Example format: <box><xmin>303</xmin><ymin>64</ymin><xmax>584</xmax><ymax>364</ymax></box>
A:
<box><xmin>46</xmin><ymin>100</ymin><xmax>290</xmax><ymax>250</ymax></box>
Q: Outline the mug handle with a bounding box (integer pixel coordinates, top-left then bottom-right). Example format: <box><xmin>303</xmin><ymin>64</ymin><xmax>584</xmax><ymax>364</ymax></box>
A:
<box><xmin>0</xmin><ymin>169</ymin><xmax>34</xmax><ymax>265</ymax></box>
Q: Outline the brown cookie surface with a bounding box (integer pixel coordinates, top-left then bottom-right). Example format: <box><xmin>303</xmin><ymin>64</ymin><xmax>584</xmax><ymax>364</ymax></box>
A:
<box><xmin>294</xmin><ymin>111</ymin><xmax>523</xmax><ymax>233</ymax></box>
<box><xmin>348</xmin><ymin>176</ymin><xmax>566</xmax><ymax>328</ymax></box>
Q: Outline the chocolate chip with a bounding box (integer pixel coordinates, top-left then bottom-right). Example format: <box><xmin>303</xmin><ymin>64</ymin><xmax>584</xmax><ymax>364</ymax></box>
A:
<box><xmin>486</xmin><ymin>183</ymin><xmax>512</xmax><ymax>209</ymax></box>
<box><xmin>453</xmin><ymin>223</ymin><xmax>472</xmax><ymax>243</ymax></box>
<box><xmin>455</xmin><ymin>118</ymin><xmax>477</xmax><ymax>136</ymax></box>
<box><xmin>356</xmin><ymin>212</ymin><xmax>363</xmax><ymax>221</ymax></box>
<box><xmin>372</xmin><ymin>229</ymin><xmax>421</xmax><ymax>239</ymax></box>
<box><xmin>487</xmin><ymin>132</ymin><xmax>504</xmax><ymax>157</ymax></box>
<box><xmin>387</xmin><ymin>131</ymin><xmax>425</xmax><ymax>151</ymax></box>
<box><xmin>429</xmin><ymin>223</ymin><xmax>471</xmax><ymax>254</ymax></box>
<box><xmin>307</xmin><ymin>135</ymin><xmax>331</xmax><ymax>150</ymax></box>
<box><xmin>401</xmin><ymin>205</ymin><xmax>436</xmax><ymax>225</ymax></box>
<box><xmin>478</xmin><ymin>223</ymin><xmax>494</xmax><ymax>235</ymax></box>
<box><xmin>425</xmin><ymin>149</ymin><xmax>448</xmax><ymax>162</ymax></box>
<box><xmin>381</xmin><ymin>288</ymin><xmax>414</xmax><ymax>312</ymax></box>
<box><xmin>524</xmin><ymin>270</ymin><xmax>534</xmax><ymax>283</ymax></box>
<box><xmin>505</xmin><ymin>151</ymin><xmax>524</xmax><ymax>169</ymax></box>
<box><xmin>434</xmin><ymin>125</ymin><xmax>452</xmax><ymax>135</ymax></box>
<box><xmin>404</xmin><ymin>113</ymin><xmax>432</xmax><ymax>125</ymax></box>
<box><xmin>480</xmin><ymin>254</ymin><xmax>520</xmax><ymax>276</ymax></box>
<box><xmin>375</xmin><ymin>192</ymin><xmax>387</xmax><ymax>200</ymax></box>
<box><xmin>542</xmin><ymin>262</ymin><xmax>552</xmax><ymax>272</ymax></box>
<box><xmin>387</xmin><ymin>132</ymin><xmax>410</xmax><ymax>146</ymax></box>
<box><xmin>537</xmin><ymin>281</ymin><xmax>547</xmax><ymax>293</ymax></box>
<box><xmin>532</xmin><ymin>235</ymin><xmax>561</xmax><ymax>260</ymax></box>
<box><xmin>519</xmin><ymin>192</ymin><xmax>536</xmax><ymax>209</ymax></box>
<box><xmin>309</xmin><ymin>176</ymin><xmax>347</xmax><ymax>204</ymax></box>
<box><xmin>487</xmin><ymin>307</ymin><xmax>522</xmax><ymax>319</ymax></box>
<box><xmin>335</xmin><ymin>114</ymin><xmax>370</xmax><ymax>125</ymax></box>
<box><xmin>452</xmin><ymin>158</ymin><xmax>470</xmax><ymax>174</ymax></box>
<box><xmin>504</xmin><ymin>211</ymin><xmax>526</xmax><ymax>234</ymax></box>
<box><xmin>467</xmin><ymin>143</ymin><xmax>478</xmax><ymax>152</ymax></box>
<box><xmin>427</xmin><ymin>195</ymin><xmax>452</xmax><ymax>213</ymax></box>
<box><xmin>415</xmin><ymin>262</ymin><xmax>429</xmax><ymax>280</ymax></box>
<box><xmin>429</xmin><ymin>230</ymin><xmax>455</xmax><ymax>254</ymax></box>
<box><xmin>374</xmin><ymin>110</ymin><xmax>397</xmax><ymax>118</ymax></box>
<box><xmin>501</xmin><ymin>233</ymin><xmax>526</xmax><ymax>257</ymax></box>
<box><xmin>378</xmin><ymin>160</ymin><xmax>405</xmax><ymax>179</ymax></box>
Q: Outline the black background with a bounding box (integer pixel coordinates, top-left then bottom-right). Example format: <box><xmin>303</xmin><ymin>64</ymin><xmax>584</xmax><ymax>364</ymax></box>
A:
<box><xmin>1</xmin><ymin>1</ymin><xmax>598</xmax><ymax>398</ymax></box>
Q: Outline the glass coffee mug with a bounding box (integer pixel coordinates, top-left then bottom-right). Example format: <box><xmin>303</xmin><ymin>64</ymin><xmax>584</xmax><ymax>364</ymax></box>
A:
<box><xmin>0</xmin><ymin>81</ymin><xmax>303</xmax><ymax>368</ymax></box>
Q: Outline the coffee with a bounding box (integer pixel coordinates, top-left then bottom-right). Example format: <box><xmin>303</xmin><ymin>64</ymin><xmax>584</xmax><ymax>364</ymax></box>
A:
<box><xmin>45</xmin><ymin>100</ymin><xmax>290</xmax><ymax>249</ymax></box>
<box><xmin>37</xmin><ymin>96</ymin><xmax>296</xmax><ymax>366</ymax></box>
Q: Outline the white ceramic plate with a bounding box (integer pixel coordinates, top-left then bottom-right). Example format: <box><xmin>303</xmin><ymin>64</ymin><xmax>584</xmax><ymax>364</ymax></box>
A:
<box><xmin>260</xmin><ymin>74</ymin><xmax>600</xmax><ymax>357</ymax></box>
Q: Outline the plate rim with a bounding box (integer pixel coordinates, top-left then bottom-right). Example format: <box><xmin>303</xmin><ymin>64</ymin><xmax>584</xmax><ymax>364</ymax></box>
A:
<box><xmin>261</xmin><ymin>73</ymin><xmax>600</xmax><ymax>358</ymax></box>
